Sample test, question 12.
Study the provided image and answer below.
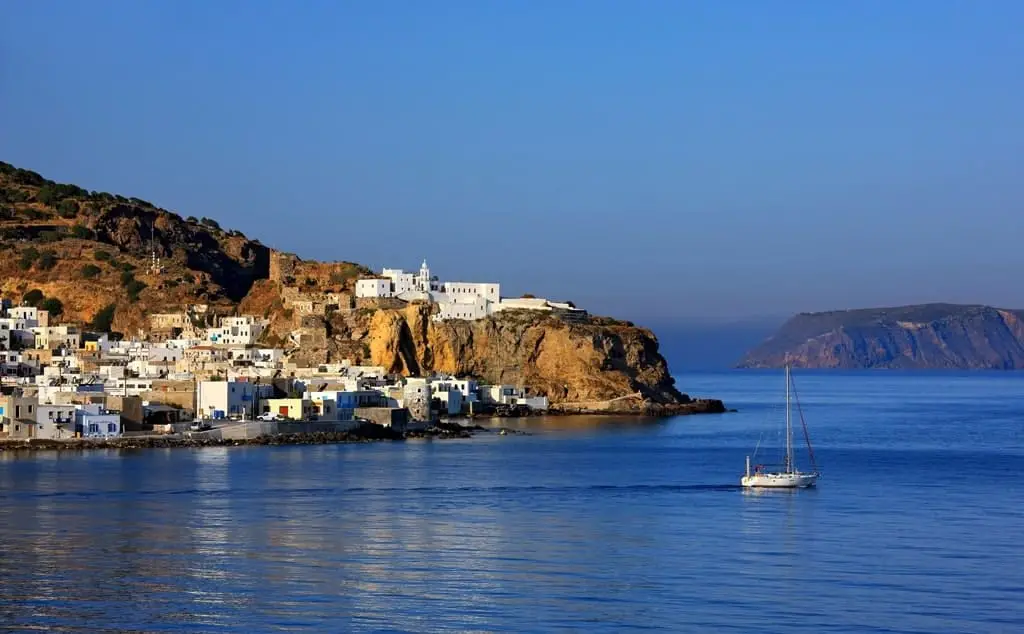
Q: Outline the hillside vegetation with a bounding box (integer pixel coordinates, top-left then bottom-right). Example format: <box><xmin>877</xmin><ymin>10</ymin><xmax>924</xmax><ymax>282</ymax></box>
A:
<box><xmin>0</xmin><ymin>161</ymin><xmax>364</xmax><ymax>334</ymax></box>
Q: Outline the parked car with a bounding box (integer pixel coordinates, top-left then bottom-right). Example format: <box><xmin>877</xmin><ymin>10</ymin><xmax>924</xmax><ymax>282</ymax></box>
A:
<box><xmin>189</xmin><ymin>421</ymin><xmax>212</xmax><ymax>432</ymax></box>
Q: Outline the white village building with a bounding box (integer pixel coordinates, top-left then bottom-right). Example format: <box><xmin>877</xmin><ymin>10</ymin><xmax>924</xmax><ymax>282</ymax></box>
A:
<box><xmin>355</xmin><ymin>260</ymin><xmax>502</xmax><ymax>322</ymax></box>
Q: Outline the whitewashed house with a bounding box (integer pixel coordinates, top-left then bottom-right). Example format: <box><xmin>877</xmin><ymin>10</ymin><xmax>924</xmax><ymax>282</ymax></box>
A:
<box><xmin>76</xmin><ymin>404</ymin><xmax>121</xmax><ymax>438</ymax></box>
<box><xmin>355</xmin><ymin>260</ymin><xmax>507</xmax><ymax>323</ymax></box>
<box><xmin>34</xmin><ymin>404</ymin><xmax>76</xmax><ymax>439</ymax></box>
<box><xmin>0</xmin><ymin>318</ymin><xmax>36</xmax><ymax>348</ymax></box>
<box><xmin>31</xmin><ymin>326</ymin><xmax>81</xmax><ymax>351</ymax></box>
<box><xmin>196</xmin><ymin>380</ymin><xmax>272</xmax><ymax>420</ymax></box>
<box><xmin>8</xmin><ymin>306</ymin><xmax>48</xmax><ymax>327</ymax></box>
<box><xmin>208</xmin><ymin>316</ymin><xmax>266</xmax><ymax>346</ymax></box>
<box><xmin>355</xmin><ymin>278</ymin><xmax>390</xmax><ymax>298</ymax></box>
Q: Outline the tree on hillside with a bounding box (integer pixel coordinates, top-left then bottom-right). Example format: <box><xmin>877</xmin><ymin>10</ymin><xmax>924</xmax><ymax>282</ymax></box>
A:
<box><xmin>22</xmin><ymin>289</ymin><xmax>44</xmax><ymax>306</ymax></box>
<box><xmin>18</xmin><ymin>247</ymin><xmax>38</xmax><ymax>270</ymax></box>
<box><xmin>37</xmin><ymin>251</ymin><xmax>58</xmax><ymax>270</ymax></box>
<box><xmin>40</xmin><ymin>298</ymin><xmax>63</xmax><ymax>318</ymax></box>
<box><xmin>125</xmin><ymin>280</ymin><xmax>147</xmax><ymax>302</ymax></box>
<box><xmin>81</xmin><ymin>264</ymin><xmax>102</xmax><ymax>279</ymax></box>
<box><xmin>90</xmin><ymin>304</ymin><xmax>117</xmax><ymax>332</ymax></box>
<box><xmin>36</xmin><ymin>185</ymin><xmax>58</xmax><ymax>206</ymax></box>
<box><xmin>57</xmin><ymin>199</ymin><xmax>79</xmax><ymax>218</ymax></box>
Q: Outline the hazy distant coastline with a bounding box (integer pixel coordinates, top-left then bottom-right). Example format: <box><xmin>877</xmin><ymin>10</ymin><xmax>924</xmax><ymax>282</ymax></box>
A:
<box><xmin>737</xmin><ymin>303</ymin><xmax>1024</xmax><ymax>369</ymax></box>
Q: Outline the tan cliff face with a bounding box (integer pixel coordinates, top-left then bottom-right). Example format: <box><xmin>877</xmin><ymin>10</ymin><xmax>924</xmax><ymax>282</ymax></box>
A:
<box><xmin>365</xmin><ymin>304</ymin><xmax>687</xmax><ymax>406</ymax></box>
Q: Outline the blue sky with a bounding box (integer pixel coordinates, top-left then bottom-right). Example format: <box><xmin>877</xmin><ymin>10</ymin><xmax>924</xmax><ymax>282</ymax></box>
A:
<box><xmin>3</xmin><ymin>1</ymin><xmax>1023</xmax><ymax>323</ymax></box>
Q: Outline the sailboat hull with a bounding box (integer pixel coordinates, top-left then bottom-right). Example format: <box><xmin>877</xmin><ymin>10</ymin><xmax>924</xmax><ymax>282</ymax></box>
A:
<box><xmin>741</xmin><ymin>472</ymin><xmax>818</xmax><ymax>489</ymax></box>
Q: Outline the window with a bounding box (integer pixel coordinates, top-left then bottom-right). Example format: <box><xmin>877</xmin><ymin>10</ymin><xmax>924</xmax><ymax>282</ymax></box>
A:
<box><xmin>88</xmin><ymin>423</ymin><xmax>99</xmax><ymax>433</ymax></box>
<box><xmin>107</xmin><ymin>423</ymin><xmax>117</xmax><ymax>433</ymax></box>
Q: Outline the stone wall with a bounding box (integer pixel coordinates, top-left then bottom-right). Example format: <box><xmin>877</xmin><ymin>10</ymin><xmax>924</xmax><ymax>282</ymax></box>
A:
<box><xmin>355</xmin><ymin>407</ymin><xmax>410</xmax><ymax>431</ymax></box>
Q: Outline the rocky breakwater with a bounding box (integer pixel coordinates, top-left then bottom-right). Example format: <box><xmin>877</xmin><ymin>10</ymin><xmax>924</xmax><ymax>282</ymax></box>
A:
<box><xmin>0</xmin><ymin>423</ymin><xmax>523</xmax><ymax>452</ymax></box>
<box><xmin>363</xmin><ymin>305</ymin><xmax>726</xmax><ymax>416</ymax></box>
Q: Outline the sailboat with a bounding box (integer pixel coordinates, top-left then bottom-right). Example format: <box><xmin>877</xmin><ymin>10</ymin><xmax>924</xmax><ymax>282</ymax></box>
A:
<box><xmin>741</xmin><ymin>364</ymin><xmax>820</xmax><ymax>489</ymax></box>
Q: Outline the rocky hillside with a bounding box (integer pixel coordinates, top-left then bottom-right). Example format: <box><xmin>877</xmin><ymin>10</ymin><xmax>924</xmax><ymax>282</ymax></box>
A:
<box><xmin>0</xmin><ymin>160</ymin><xmax>713</xmax><ymax>412</ymax></box>
<box><xmin>0</xmin><ymin>161</ymin><xmax>365</xmax><ymax>333</ymax></box>
<box><xmin>738</xmin><ymin>304</ymin><xmax>1024</xmax><ymax>369</ymax></box>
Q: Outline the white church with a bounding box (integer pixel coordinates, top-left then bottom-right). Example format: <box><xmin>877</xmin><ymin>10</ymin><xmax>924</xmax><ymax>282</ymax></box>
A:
<box><xmin>355</xmin><ymin>260</ymin><xmax>501</xmax><ymax>321</ymax></box>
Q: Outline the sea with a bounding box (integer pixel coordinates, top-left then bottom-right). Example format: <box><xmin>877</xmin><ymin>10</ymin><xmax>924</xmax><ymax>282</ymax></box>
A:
<box><xmin>1</xmin><ymin>370</ymin><xmax>1022</xmax><ymax>633</ymax></box>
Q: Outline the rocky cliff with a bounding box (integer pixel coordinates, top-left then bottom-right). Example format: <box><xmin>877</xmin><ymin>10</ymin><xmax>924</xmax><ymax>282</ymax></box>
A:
<box><xmin>0</xmin><ymin>160</ymin><xmax>715</xmax><ymax>413</ymax></box>
<box><xmin>738</xmin><ymin>304</ymin><xmax>1024</xmax><ymax>369</ymax></box>
<box><xmin>360</xmin><ymin>304</ymin><xmax>695</xmax><ymax>411</ymax></box>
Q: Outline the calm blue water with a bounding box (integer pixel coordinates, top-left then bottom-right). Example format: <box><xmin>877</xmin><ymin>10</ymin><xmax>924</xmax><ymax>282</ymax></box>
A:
<box><xmin>1</xmin><ymin>371</ymin><xmax>1022</xmax><ymax>633</ymax></box>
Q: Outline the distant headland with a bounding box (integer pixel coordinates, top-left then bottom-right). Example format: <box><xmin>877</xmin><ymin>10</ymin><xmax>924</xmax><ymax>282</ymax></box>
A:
<box><xmin>737</xmin><ymin>303</ymin><xmax>1024</xmax><ymax>369</ymax></box>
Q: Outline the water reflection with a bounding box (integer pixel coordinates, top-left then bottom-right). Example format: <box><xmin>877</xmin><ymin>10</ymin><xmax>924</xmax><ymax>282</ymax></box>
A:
<box><xmin>2</xmin><ymin>371</ymin><xmax>1023</xmax><ymax>632</ymax></box>
<box><xmin>476</xmin><ymin>414</ymin><xmax>666</xmax><ymax>432</ymax></box>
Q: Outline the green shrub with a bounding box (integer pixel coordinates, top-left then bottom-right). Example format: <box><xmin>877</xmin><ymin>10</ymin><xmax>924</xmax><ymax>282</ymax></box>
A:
<box><xmin>57</xmin><ymin>199</ymin><xmax>79</xmax><ymax>218</ymax></box>
<box><xmin>199</xmin><ymin>217</ymin><xmax>220</xmax><ymax>230</ymax></box>
<box><xmin>70</xmin><ymin>224</ymin><xmax>91</xmax><ymax>239</ymax></box>
<box><xmin>18</xmin><ymin>247</ymin><xmax>39</xmax><ymax>270</ymax></box>
<box><xmin>81</xmin><ymin>264</ymin><xmax>102</xmax><ymax>279</ymax></box>
<box><xmin>36</xmin><ymin>185</ymin><xmax>58</xmax><ymax>206</ymax></box>
<box><xmin>40</xmin><ymin>298</ymin><xmax>63</xmax><ymax>318</ymax></box>
<box><xmin>119</xmin><ymin>261</ymin><xmax>135</xmax><ymax>272</ymax></box>
<box><xmin>37</xmin><ymin>230</ymin><xmax>61</xmax><ymax>243</ymax></box>
<box><xmin>22</xmin><ymin>289</ymin><xmax>44</xmax><ymax>306</ymax></box>
<box><xmin>0</xmin><ymin>187</ymin><xmax>29</xmax><ymax>203</ymax></box>
<box><xmin>125</xmin><ymin>279</ymin><xmax>147</xmax><ymax>302</ymax></box>
<box><xmin>19</xmin><ymin>208</ymin><xmax>46</xmax><ymax>220</ymax></box>
<box><xmin>120</xmin><ymin>271</ymin><xmax>135</xmax><ymax>286</ymax></box>
<box><xmin>94</xmin><ymin>249</ymin><xmax>111</xmax><ymax>261</ymax></box>
<box><xmin>37</xmin><ymin>251</ymin><xmax>58</xmax><ymax>270</ymax></box>
<box><xmin>91</xmin><ymin>303</ymin><xmax>117</xmax><ymax>332</ymax></box>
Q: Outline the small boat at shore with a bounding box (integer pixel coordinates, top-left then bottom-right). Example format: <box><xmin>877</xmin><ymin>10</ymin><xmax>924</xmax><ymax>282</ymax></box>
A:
<box><xmin>741</xmin><ymin>364</ymin><xmax>820</xmax><ymax>489</ymax></box>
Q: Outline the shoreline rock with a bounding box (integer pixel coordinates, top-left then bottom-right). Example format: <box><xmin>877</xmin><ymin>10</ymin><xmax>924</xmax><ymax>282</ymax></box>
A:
<box><xmin>0</xmin><ymin>422</ymin><xmax>484</xmax><ymax>453</ymax></box>
<box><xmin>460</xmin><ymin>398</ymin><xmax>730</xmax><ymax>419</ymax></box>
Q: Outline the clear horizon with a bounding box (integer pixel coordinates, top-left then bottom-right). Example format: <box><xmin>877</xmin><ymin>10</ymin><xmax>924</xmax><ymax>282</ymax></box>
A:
<box><xmin>4</xmin><ymin>1</ymin><xmax>1023</xmax><ymax>323</ymax></box>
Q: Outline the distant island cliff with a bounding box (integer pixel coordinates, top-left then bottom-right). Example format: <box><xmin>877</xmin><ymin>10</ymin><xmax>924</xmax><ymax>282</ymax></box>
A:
<box><xmin>737</xmin><ymin>304</ymin><xmax>1024</xmax><ymax>369</ymax></box>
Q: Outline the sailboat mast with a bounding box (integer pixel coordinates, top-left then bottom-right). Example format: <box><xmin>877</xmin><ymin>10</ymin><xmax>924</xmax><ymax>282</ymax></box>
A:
<box><xmin>785</xmin><ymin>364</ymin><xmax>793</xmax><ymax>473</ymax></box>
